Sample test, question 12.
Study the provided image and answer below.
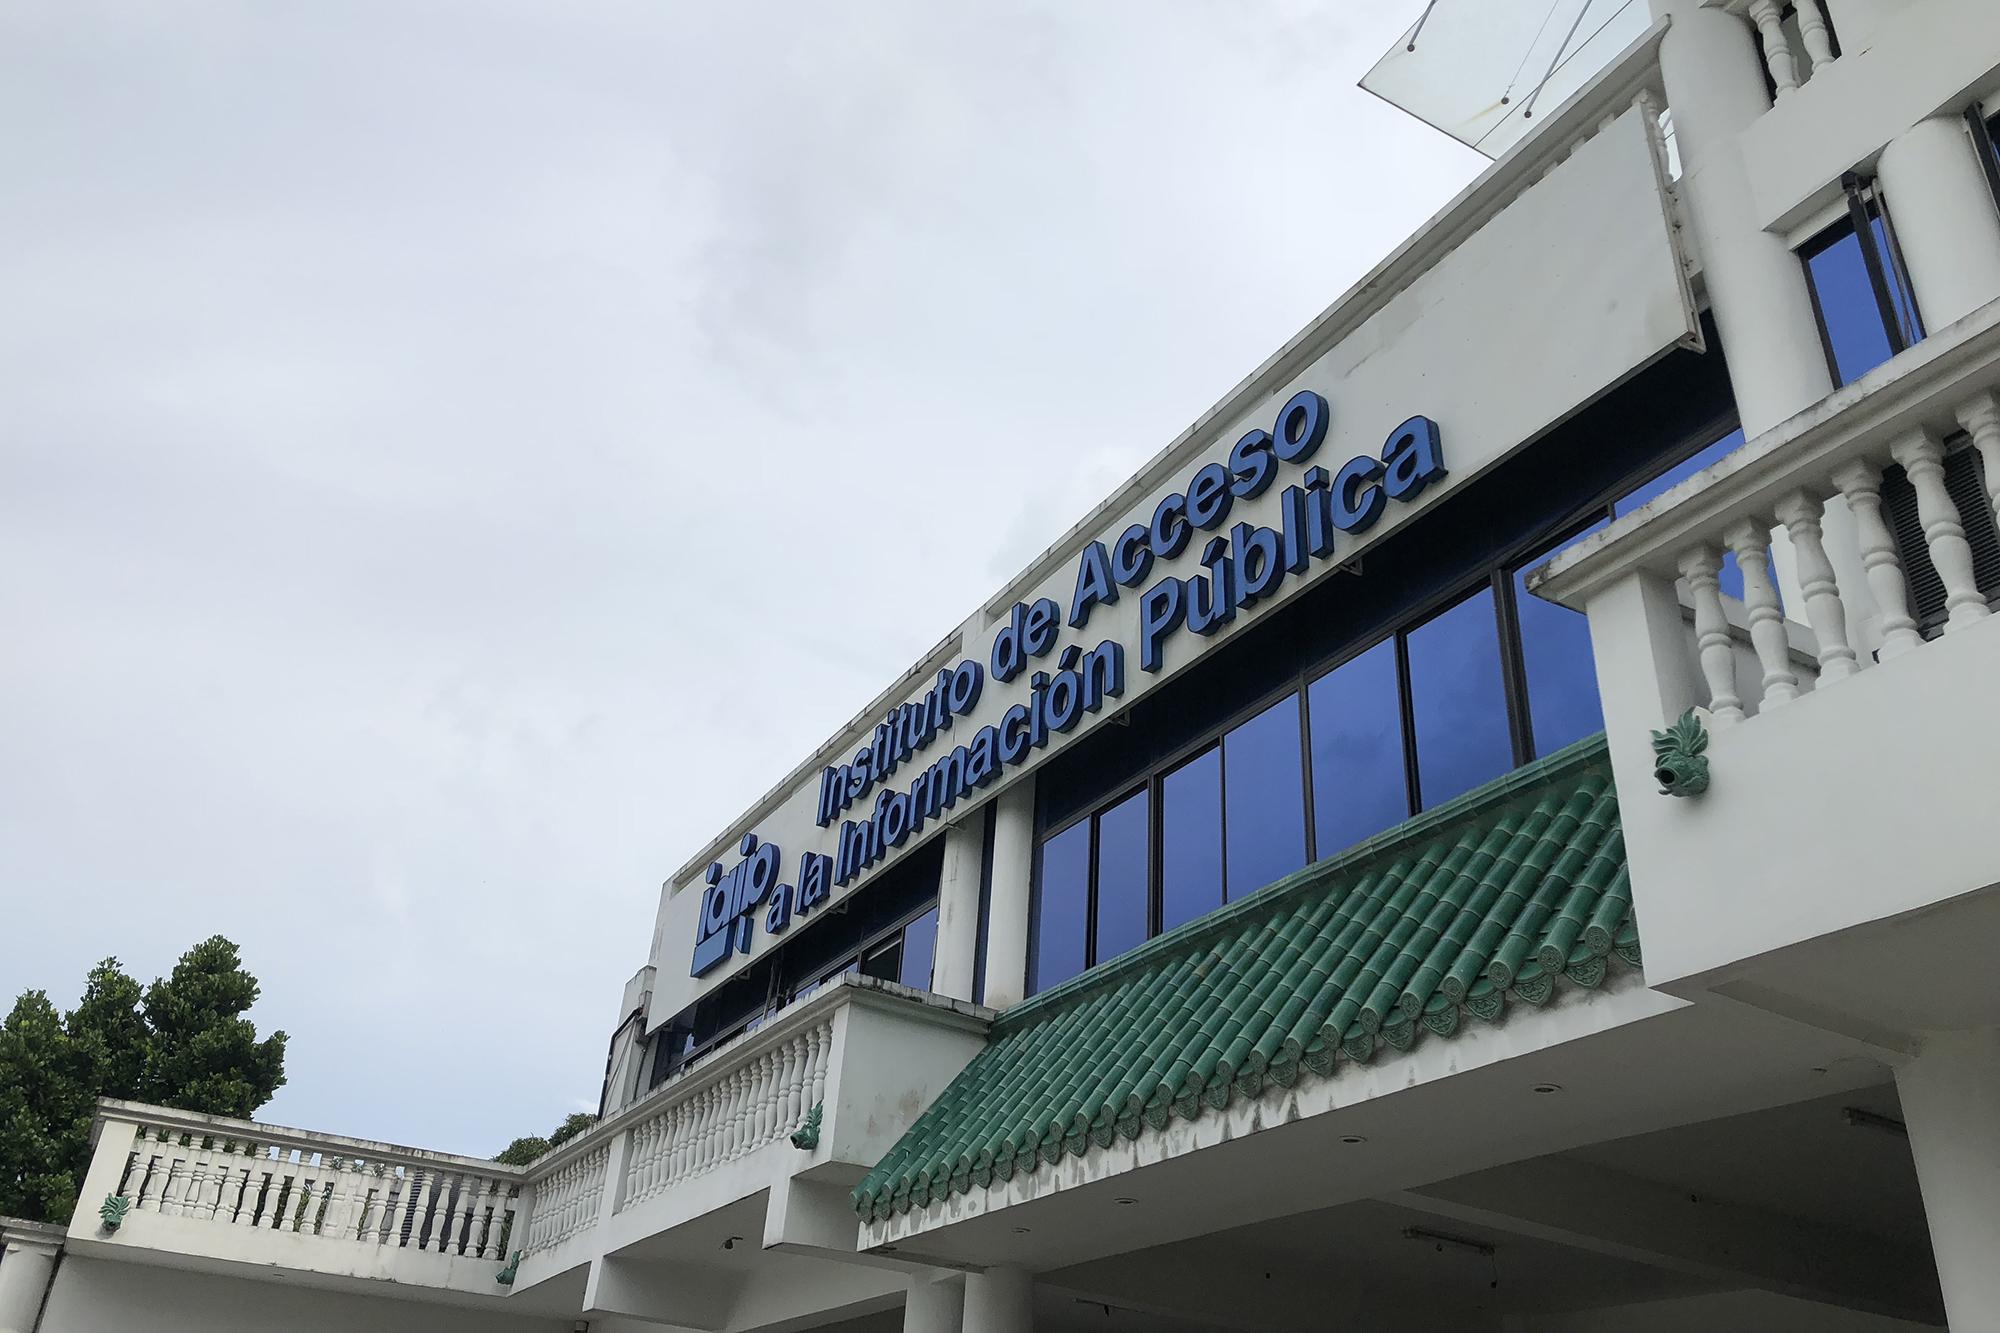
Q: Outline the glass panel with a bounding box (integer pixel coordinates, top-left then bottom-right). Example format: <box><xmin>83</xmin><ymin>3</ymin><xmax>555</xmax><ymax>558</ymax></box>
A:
<box><xmin>1160</xmin><ymin>748</ymin><xmax>1224</xmax><ymax>934</ymax></box>
<box><xmin>1513</xmin><ymin>559</ymin><xmax>1603</xmax><ymax>756</ymax></box>
<box><xmin>1306</xmin><ymin>639</ymin><xmax>1409</xmax><ymax>857</ymax></box>
<box><xmin>1804</xmin><ymin>218</ymin><xmax>1916</xmax><ymax>387</ymax></box>
<box><xmin>860</xmin><ymin>936</ymin><xmax>902</xmax><ymax>984</ymax></box>
<box><xmin>1406</xmin><ymin>587</ymin><xmax>1514</xmax><ymax>809</ymax></box>
<box><xmin>1221</xmin><ymin>693</ymin><xmax>1308</xmax><ymax>900</ymax></box>
<box><xmin>1030</xmin><ymin>820</ymin><xmax>1090</xmax><ymax>995</ymax></box>
<box><xmin>899</xmin><ymin>906</ymin><xmax>939</xmax><ymax>990</ymax></box>
<box><xmin>1093</xmin><ymin>788</ymin><xmax>1151</xmax><ymax>965</ymax></box>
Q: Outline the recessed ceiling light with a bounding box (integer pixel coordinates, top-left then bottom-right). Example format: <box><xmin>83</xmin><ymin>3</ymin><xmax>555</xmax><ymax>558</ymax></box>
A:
<box><xmin>1012</xmin><ymin>1226</ymin><xmax>1031</xmax><ymax>1235</ymax></box>
<box><xmin>1531</xmin><ymin>1083</ymin><xmax>1562</xmax><ymax>1095</ymax></box>
<box><xmin>1113</xmin><ymin>1197</ymin><xmax>1137</xmax><ymax>1205</ymax></box>
<box><xmin>1339</xmin><ymin>1134</ymin><xmax>1368</xmax><ymax>1145</ymax></box>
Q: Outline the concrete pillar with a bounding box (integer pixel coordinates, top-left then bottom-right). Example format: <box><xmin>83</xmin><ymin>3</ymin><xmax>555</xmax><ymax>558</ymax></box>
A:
<box><xmin>932</xmin><ymin>815</ymin><xmax>987</xmax><ymax>1002</ymax></box>
<box><xmin>1896</xmin><ymin>1029</ymin><xmax>2000</xmax><ymax>1332</ymax></box>
<box><xmin>963</xmin><ymin>1266</ymin><xmax>1033</xmax><ymax>1333</ymax></box>
<box><xmin>1876</xmin><ymin>115</ymin><xmax>2000</xmax><ymax>332</ymax></box>
<box><xmin>1656</xmin><ymin>2</ymin><xmax>1835</xmax><ymax>436</ymax></box>
<box><xmin>0</xmin><ymin>1229</ymin><xmax>59</xmax><ymax>1333</ymax></box>
<box><xmin>904</xmin><ymin>1273</ymin><xmax>966</xmax><ymax>1333</ymax></box>
<box><xmin>980</xmin><ymin>781</ymin><xmax>1036</xmax><ymax>1011</ymax></box>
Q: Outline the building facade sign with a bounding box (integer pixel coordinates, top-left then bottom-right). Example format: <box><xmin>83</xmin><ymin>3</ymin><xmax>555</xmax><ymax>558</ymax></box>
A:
<box><xmin>659</xmin><ymin>103</ymin><xmax>1696</xmax><ymax>1012</ymax></box>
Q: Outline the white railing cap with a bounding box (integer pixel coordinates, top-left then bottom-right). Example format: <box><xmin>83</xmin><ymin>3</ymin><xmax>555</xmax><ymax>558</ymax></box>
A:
<box><xmin>524</xmin><ymin>974</ymin><xmax>994</xmax><ymax>1183</ymax></box>
<box><xmin>1532</xmin><ymin>297</ymin><xmax>2000</xmax><ymax>609</ymax></box>
<box><xmin>0</xmin><ymin>1216</ymin><xmax>66</xmax><ymax>1251</ymax></box>
<box><xmin>92</xmin><ymin>1099</ymin><xmax>526</xmax><ymax>1178</ymax></box>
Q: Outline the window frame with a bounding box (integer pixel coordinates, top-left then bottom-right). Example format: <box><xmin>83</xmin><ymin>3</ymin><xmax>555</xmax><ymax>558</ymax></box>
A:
<box><xmin>1969</xmin><ymin>105</ymin><xmax>2000</xmax><ymax>225</ymax></box>
<box><xmin>1799</xmin><ymin>176</ymin><xmax>1924</xmax><ymax>386</ymax></box>
<box><xmin>1023</xmin><ymin>412</ymin><xmax>1748</xmax><ymax>995</ymax></box>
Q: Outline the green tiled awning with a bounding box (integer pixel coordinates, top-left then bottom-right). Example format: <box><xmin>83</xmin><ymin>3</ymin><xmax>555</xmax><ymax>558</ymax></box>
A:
<box><xmin>853</xmin><ymin>735</ymin><xmax>1638</xmax><ymax>1223</ymax></box>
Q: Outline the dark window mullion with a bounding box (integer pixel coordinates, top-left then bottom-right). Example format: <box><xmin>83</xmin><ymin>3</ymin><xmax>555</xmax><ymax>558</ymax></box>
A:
<box><xmin>1967</xmin><ymin>105</ymin><xmax>2000</xmax><ymax>227</ymax></box>
<box><xmin>1394</xmin><ymin>631</ymin><xmax>1421</xmax><ymax>816</ymax></box>
<box><xmin>1842</xmin><ymin>172</ymin><xmax>1911</xmax><ymax>354</ymax></box>
<box><xmin>1492</xmin><ymin>566</ymin><xmax>1536</xmax><ymax>767</ymax></box>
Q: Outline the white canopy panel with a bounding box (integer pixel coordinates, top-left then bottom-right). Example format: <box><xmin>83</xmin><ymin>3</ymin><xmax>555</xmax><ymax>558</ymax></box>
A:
<box><xmin>1362</xmin><ymin>0</ymin><xmax>1653</xmax><ymax>158</ymax></box>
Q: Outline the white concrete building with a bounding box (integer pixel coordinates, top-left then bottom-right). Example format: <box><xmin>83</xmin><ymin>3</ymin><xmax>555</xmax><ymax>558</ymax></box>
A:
<box><xmin>10</xmin><ymin>1</ymin><xmax>2000</xmax><ymax>1329</ymax></box>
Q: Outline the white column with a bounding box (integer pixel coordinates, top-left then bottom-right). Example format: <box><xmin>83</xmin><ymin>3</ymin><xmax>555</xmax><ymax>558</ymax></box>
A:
<box><xmin>932</xmin><ymin>814</ymin><xmax>987</xmax><ymax>1002</ymax></box>
<box><xmin>980</xmin><ymin>780</ymin><xmax>1036</xmax><ymax>1011</ymax></box>
<box><xmin>1876</xmin><ymin>116</ymin><xmax>2000</xmax><ymax>332</ymax></box>
<box><xmin>1655</xmin><ymin>2</ymin><xmax>1835</xmax><ymax>436</ymax></box>
<box><xmin>0</xmin><ymin>1230</ymin><xmax>60</xmax><ymax>1333</ymax></box>
<box><xmin>963</xmin><ymin>1266</ymin><xmax>1033</xmax><ymax>1333</ymax></box>
<box><xmin>1895</xmin><ymin>1029</ymin><xmax>2000</xmax><ymax>1331</ymax></box>
<box><xmin>905</xmin><ymin>1273</ymin><xmax>967</xmax><ymax>1333</ymax></box>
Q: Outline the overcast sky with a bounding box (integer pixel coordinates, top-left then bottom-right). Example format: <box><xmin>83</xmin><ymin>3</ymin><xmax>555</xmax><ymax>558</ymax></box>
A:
<box><xmin>1</xmin><ymin>2</ymin><xmax>1478</xmax><ymax>1157</ymax></box>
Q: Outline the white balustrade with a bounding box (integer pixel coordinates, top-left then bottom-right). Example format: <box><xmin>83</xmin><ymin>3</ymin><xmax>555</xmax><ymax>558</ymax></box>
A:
<box><xmin>1744</xmin><ymin>0</ymin><xmax>1839</xmax><ymax>100</ymax></box>
<box><xmin>1642</xmin><ymin>389</ymin><xmax>2000</xmax><ymax>719</ymax></box>
<box><xmin>614</xmin><ymin>1017</ymin><xmax>832</xmax><ymax>1215</ymax></box>
<box><xmin>520</xmin><ymin>1143</ymin><xmax>609</xmax><ymax>1254</ymax></box>
<box><xmin>107</xmin><ymin>1110</ymin><xmax>519</xmax><ymax>1262</ymax></box>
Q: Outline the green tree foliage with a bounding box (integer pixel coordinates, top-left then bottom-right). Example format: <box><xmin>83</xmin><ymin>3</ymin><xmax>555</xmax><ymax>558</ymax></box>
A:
<box><xmin>0</xmin><ymin>936</ymin><xmax>288</xmax><ymax>1224</ymax></box>
<box><xmin>495</xmin><ymin>1111</ymin><xmax>599</xmax><ymax>1166</ymax></box>
<box><xmin>0</xmin><ymin>992</ymin><xmax>95</xmax><ymax>1222</ymax></box>
<box><xmin>138</xmin><ymin>937</ymin><xmax>287</xmax><ymax>1116</ymax></box>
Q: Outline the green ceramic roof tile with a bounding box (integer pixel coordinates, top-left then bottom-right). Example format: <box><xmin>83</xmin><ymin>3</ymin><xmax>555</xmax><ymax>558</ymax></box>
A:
<box><xmin>852</xmin><ymin>734</ymin><xmax>1639</xmax><ymax>1222</ymax></box>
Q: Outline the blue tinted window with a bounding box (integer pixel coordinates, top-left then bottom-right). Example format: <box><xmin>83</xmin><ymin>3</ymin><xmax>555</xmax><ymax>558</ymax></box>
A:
<box><xmin>1407</xmin><ymin>589</ymin><xmax>1513</xmax><ymax>809</ymax></box>
<box><xmin>1160</xmin><ymin>748</ymin><xmax>1224</xmax><ymax>933</ymax></box>
<box><xmin>899</xmin><ymin>906</ymin><xmax>938</xmax><ymax>990</ymax></box>
<box><xmin>1093</xmin><ymin>789</ymin><xmax>1150</xmax><ymax>965</ymax></box>
<box><xmin>1804</xmin><ymin>215</ymin><xmax>1919</xmax><ymax>387</ymax></box>
<box><xmin>1306</xmin><ymin>640</ymin><xmax>1408</xmax><ymax>857</ymax></box>
<box><xmin>1222</xmin><ymin>693</ymin><xmax>1308</xmax><ymax>899</ymax></box>
<box><xmin>1031</xmin><ymin>821</ymin><xmax>1089</xmax><ymax>995</ymax></box>
<box><xmin>1513</xmin><ymin>561</ymin><xmax>1602</xmax><ymax>756</ymax></box>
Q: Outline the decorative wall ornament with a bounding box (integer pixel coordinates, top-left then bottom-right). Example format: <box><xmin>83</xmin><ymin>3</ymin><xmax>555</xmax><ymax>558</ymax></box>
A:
<box><xmin>790</xmin><ymin>1102</ymin><xmax>823</xmax><ymax>1150</ymax></box>
<box><xmin>99</xmin><ymin>1194</ymin><xmax>132</xmax><ymax>1233</ymax></box>
<box><xmin>1650</xmin><ymin>708</ymin><xmax>1711</xmax><ymax>797</ymax></box>
<box><xmin>496</xmin><ymin>1251</ymin><xmax>522</xmax><ymax>1286</ymax></box>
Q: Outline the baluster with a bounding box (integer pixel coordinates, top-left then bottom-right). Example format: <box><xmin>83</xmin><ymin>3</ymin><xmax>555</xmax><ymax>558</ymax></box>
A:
<box><xmin>693</xmin><ymin>1090</ymin><xmax>718</xmax><ymax>1178</ymax></box>
<box><xmin>1775</xmin><ymin>491</ymin><xmax>1861</xmax><ymax>683</ymax></box>
<box><xmin>351</xmin><ymin>1162</ymin><xmax>384</xmax><ymax>1243</ymax></box>
<box><xmin>291</xmin><ymin>1151</ymin><xmax>324</xmax><ymax>1234</ymax></box>
<box><xmin>1834</xmin><ymin>460</ymin><xmax>1927</xmax><ymax>658</ymax></box>
<box><xmin>1892</xmin><ymin>429</ymin><xmax>1993</xmax><ymax>631</ymax></box>
<box><xmin>398</xmin><ymin>1166</ymin><xmax>427</xmax><ymax>1247</ymax></box>
<box><xmin>752</xmin><ymin>1056</ymin><xmax>776</xmax><ymax>1144</ymax></box>
<box><xmin>180</xmin><ymin>1135</ymin><xmax>214</xmax><ymax>1221</ymax></box>
<box><xmin>229</xmin><ymin>1142</ymin><xmax>264</xmax><ymax>1226</ymax></box>
<box><xmin>320</xmin><ymin>1158</ymin><xmax>356</xmax><ymax>1239</ymax></box>
<box><xmin>624</xmin><ymin>1120</ymin><xmax>646</xmax><ymax>1201</ymax></box>
<box><xmin>667</xmin><ymin>1102</ymin><xmax>691</xmax><ymax>1189</ymax></box>
<box><xmin>1794</xmin><ymin>0</ymin><xmax>1836</xmax><ymax>73</ymax></box>
<box><xmin>158</xmin><ymin>1135</ymin><xmax>189</xmax><ymax>1218</ymax></box>
<box><xmin>264</xmin><ymin>1145</ymin><xmax>292</xmax><ymax>1229</ymax></box>
<box><xmin>729</xmin><ymin>1068</ymin><xmax>753</xmax><ymax>1160</ymax></box>
<box><xmin>1724</xmin><ymin>519</ymin><xmax>1799</xmax><ymax>708</ymax></box>
<box><xmin>1956</xmin><ymin>393</ymin><xmax>2000</xmax><ymax>529</ymax></box>
<box><xmin>806</xmin><ymin>1022</ymin><xmax>831</xmax><ymax>1114</ymax></box>
<box><xmin>1747</xmin><ymin>0</ymin><xmax>1799</xmax><ymax>99</ymax></box>
<box><xmin>134</xmin><ymin>1127</ymin><xmax>169</xmax><ymax>1211</ymax></box>
<box><xmin>779</xmin><ymin>1036</ymin><xmax>804</xmax><ymax>1136</ymax></box>
<box><xmin>434</xmin><ymin>1172</ymin><xmax>466</xmax><ymax>1253</ymax></box>
<box><xmin>477</xmin><ymin>1177</ymin><xmax>507</xmax><ymax>1258</ymax></box>
<box><xmin>748</xmin><ymin>1060</ymin><xmax>771</xmax><ymax>1154</ymax></box>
